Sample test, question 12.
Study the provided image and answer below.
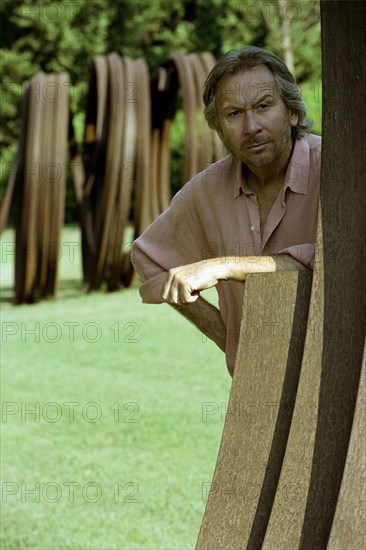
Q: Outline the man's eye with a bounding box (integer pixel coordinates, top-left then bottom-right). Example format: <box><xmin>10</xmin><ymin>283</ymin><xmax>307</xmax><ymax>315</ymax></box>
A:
<box><xmin>228</xmin><ymin>110</ymin><xmax>239</xmax><ymax>117</ymax></box>
<box><xmin>257</xmin><ymin>103</ymin><xmax>269</xmax><ymax>110</ymax></box>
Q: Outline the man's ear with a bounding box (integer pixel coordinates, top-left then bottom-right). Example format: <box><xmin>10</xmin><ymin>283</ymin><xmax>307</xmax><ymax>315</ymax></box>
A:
<box><xmin>290</xmin><ymin>110</ymin><xmax>299</xmax><ymax>127</ymax></box>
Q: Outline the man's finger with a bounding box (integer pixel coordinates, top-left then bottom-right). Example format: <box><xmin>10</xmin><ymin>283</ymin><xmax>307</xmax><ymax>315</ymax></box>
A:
<box><xmin>181</xmin><ymin>289</ymin><xmax>199</xmax><ymax>304</ymax></box>
<box><xmin>162</xmin><ymin>274</ymin><xmax>181</xmax><ymax>304</ymax></box>
<box><xmin>169</xmin><ymin>278</ymin><xmax>181</xmax><ymax>304</ymax></box>
<box><xmin>179</xmin><ymin>283</ymin><xmax>197</xmax><ymax>304</ymax></box>
<box><xmin>161</xmin><ymin>271</ymin><xmax>175</xmax><ymax>301</ymax></box>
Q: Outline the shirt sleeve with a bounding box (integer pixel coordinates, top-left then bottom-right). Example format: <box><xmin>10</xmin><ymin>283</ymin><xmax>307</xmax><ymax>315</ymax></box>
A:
<box><xmin>131</xmin><ymin>181</ymin><xmax>205</xmax><ymax>303</ymax></box>
<box><xmin>277</xmin><ymin>243</ymin><xmax>315</xmax><ymax>269</ymax></box>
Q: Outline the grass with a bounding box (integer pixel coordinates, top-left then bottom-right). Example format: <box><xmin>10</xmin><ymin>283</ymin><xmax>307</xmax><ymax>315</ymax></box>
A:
<box><xmin>0</xmin><ymin>227</ymin><xmax>231</xmax><ymax>550</ymax></box>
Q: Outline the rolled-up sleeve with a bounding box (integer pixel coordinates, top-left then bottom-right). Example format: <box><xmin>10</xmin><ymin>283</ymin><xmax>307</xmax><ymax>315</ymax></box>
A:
<box><xmin>278</xmin><ymin>243</ymin><xmax>316</xmax><ymax>270</ymax></box>
<box><xmin>130</xmin><ymin>244</ymin><xmax>167</xmax><ymax>303</ymax></box>
<box><xmin>131</xmin><ymin>180</ymin><xmax>206</xmax><ymax>303</ymax></box>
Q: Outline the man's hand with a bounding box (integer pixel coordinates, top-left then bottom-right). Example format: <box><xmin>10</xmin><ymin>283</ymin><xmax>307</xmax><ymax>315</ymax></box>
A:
<box><xmin>161</xmin><ymin>259</ymin><xmax>228</xmax><ymax>305</ymax></box>
<box><xmin>161</xmin><ymin>254</ymin><xmax>308</xmax><ymax>305</ymax></box>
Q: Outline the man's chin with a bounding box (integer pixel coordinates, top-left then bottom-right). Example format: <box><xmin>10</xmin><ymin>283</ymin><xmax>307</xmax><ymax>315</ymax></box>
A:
<box><xmin>237</xmin><ymin>152</ymin><xmax>275</xmax><ymax>167</ymax></box>
<box><xmin>245</xmin><ymin>155</ymin><xmax>274</xmax><ymax>167</ymax></box>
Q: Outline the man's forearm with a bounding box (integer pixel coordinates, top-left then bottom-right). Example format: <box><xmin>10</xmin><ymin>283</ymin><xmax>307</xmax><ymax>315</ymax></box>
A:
<box><xmin>163</xmin><ymin>254</ymin><xmax>307</xmax><ymax>350</ymax></box>
<box><xmin>162</xmin><ymin>254</ymin><xmax>308</xmax><ymax>305</ymax></box>
<box><xmin>221</xmin><ymin>254</ymin><xmax>308</xmax><ymax>281</ymax></box>
<box><xmin>172</xmin><ymin>296</ymin><xmax>226</xmax><ymax>352</ymax></box>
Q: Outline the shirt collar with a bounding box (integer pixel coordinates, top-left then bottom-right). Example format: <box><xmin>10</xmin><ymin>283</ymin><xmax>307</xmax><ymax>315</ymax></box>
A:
<box><xmin>284</xmin><ymin>135</ymin><xmax>310</xmax><ymax>195</ymax></box>
<box><xmin>233</xmin><ymin>158</ymin><xmax>252</xmax><ymax>199</ymax></box>
<box><xmin>233</xmin><ymin>135</ymin><xmax>310</xmax><ymax>199</ymax></box>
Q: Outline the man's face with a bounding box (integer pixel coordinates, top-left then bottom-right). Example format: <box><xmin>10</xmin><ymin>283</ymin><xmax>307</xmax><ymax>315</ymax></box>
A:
<box><xmin>215</xmin><ymin>64</ymin><xmax>298</xmax><ymax>169</ymax></box>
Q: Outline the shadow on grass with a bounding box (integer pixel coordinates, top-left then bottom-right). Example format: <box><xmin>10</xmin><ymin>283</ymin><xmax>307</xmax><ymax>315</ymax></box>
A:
<box><xmin>0</xmin><ymin>287</ymin><xmax>14</xmax><ymax>304</ymax></box>
<box><xmin>56</xmin><ymin>278</ymin><xmax>85</xmax><ymax>300</ymax></box>
<box><xmin>0</xmin><ymin>279</ymin><xmax>85</xmax><ymax>305</ymax></box>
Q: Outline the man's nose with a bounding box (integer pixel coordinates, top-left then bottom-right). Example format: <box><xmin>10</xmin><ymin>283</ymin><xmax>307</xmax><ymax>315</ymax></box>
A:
<box><xmin>243</xmin><ymin>111</ymin><xmax>261</xmax><ymax>135</ymax></box>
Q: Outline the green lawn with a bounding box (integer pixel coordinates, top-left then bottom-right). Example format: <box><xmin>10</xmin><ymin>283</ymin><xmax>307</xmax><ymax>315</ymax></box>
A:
<box><xmin>0</xmin><ymin>227</ymin><xmax>231</xmax><ymax>550</ymax></box>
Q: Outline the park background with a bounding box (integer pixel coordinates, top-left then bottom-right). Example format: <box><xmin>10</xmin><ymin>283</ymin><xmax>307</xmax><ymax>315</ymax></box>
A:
<box><xmin>1</xmin><ymin>1</ymin><xmax>322</xmax><ymax>548</ymax></box>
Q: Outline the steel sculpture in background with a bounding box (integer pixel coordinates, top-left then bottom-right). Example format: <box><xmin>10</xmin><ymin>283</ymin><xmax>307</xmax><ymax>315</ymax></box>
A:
<box><xmin>0</xmin><ymin>51</ymin><xmax>220</xmax><ymax>300</ymax></box>
<box><xmin>0</xmin><ymin>73</ymin><xmax>70</xmax><ymax>304</ymax></box>
<box><xmin>195</xmin><ymin>1</ymin><xmax>366</xmax><ymax>547</ymax></box>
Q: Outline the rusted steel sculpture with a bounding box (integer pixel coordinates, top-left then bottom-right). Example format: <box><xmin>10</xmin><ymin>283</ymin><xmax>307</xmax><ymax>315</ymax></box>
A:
<box><xmin>150</xmin><ymin>51</ymin><xmax>223</xmax><ymax>218</ymax></box>
<box><xmin>196</xmin><ymin>1</ymin><xmax>366</xmax><ymax>547</ymax></box>
<box><xmin>79</xmin><ymin>53</ymin><xmax>139</xmax><ymax>291</ymax></box>
<box><xmin>78</xmin><ymin>51</ymin><xmax>219</xmax><ymax>291</ymax></box>
<box><xmin>2</xmin><ymin>72</ymin><xmax>70</xmax><ymax>304</ymax></box>
<box><xmin>1</xmin><ymin>51</ymin><xmax>218</xmax><ymax>299</ymax></box>
<box><xmin>196</xmin><ymin>270</ymin><xmax>314</xmax><ymax>548</ymax></box>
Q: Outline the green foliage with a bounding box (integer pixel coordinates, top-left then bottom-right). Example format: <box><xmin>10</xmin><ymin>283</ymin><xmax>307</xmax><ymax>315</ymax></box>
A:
<box><xmin>300</xmin><ymin>80</ymin><xmax>322</xmax><ymax>136</ymax></box>
<box><xmin>258</xmin><ymin>0</ymin><xmax>321</xmax><ymax>82</ymax></box>
<box><xmin>171</xmin><ymin>110</ymin><xmax>185</xmax><ymax>196</ymax></box>
<box><xmin>1</xmin><ymin>0</ymin><xmax>322</xmax><ymax>222</ymax></box>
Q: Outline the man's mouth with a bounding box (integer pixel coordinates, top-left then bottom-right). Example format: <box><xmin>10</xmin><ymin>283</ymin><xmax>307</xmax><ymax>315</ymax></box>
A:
<box><xmin>245</xmin><ymin>142</ymin><xmax>268</xmax><ymax>150</ymax></box>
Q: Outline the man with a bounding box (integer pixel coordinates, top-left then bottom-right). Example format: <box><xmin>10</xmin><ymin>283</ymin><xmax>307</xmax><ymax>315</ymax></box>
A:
<box><xmin>131</xmin><ymin>46</ymin><xmax>321</xmax><ymax>376</ymax></box>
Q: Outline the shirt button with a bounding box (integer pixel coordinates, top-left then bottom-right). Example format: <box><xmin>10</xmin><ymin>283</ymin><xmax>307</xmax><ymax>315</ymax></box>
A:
<box><xmin>250</xmin><ymin>225</ymin><xmax>255</xmax><ymax>232</ymax></box>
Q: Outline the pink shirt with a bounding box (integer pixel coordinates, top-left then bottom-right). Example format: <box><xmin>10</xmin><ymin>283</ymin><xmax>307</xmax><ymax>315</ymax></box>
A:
<box><xmin>131</xmin><ymin>133</ymin><xmax>321</xmax><ymax>373</ymax></box>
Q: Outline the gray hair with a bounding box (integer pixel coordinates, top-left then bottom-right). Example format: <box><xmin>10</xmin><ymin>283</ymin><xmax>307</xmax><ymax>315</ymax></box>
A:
<box><xmin>203</xmin><ymin>46</ymin><xmax>312</xmax><ymax>139</ymax></box>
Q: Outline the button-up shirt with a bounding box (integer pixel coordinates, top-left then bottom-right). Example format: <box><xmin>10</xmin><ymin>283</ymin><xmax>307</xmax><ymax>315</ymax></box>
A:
<box><xmin>132</xmin><ymin>133</ymin><xmax>321</xmax><ymax>373</ymax></box>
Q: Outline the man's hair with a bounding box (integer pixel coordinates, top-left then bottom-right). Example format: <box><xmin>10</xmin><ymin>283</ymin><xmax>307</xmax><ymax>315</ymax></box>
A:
<box><xmin>203</xmin><ymin>46</ymin><xmax>312</xmax><ymax>139</ymax></box>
